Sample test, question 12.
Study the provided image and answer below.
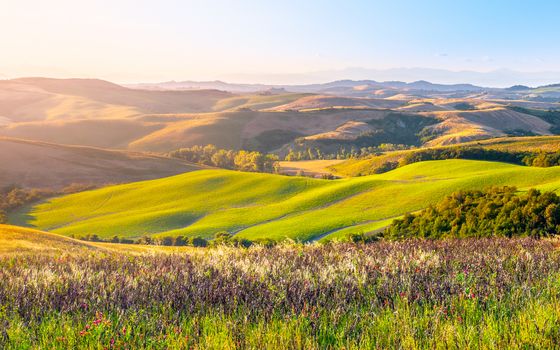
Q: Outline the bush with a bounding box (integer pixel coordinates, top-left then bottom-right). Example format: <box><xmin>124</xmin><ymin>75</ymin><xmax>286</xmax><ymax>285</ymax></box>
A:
<box><xmin>346</xmin><ymin>232</ymin><xmax>380</xmax><ymax>244</ymax></box>
<box><xmin>252</xmin><ymin>238</ymin><xmax>277</xmax><ymax>248</ymax></box>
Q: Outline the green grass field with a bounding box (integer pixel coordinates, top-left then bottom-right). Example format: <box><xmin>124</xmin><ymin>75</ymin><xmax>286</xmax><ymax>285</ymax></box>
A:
<box><xmin>13</xmin><ymin>159</ymin><xmax>560</xmax><ymax>241</ymax></box>
<box><xmin>330</xmin><ymin>135</ymin><xmax>560</xmax><ymax>177</ymax></box>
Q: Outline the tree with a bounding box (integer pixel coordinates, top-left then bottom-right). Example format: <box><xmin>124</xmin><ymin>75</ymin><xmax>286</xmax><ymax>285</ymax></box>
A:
<box><xmin>138</xmin><ymin>236</ymin><xmax>154</xmax><ymax>245</ymax></box>
<box><xmin>161</xmin><ymin>236</ymin><xmax>174</xmax><ymax>246</ymax></box>
<box><xmin>174</xmin><ymin>236</ymin><xmax>187</xmax><ymax>246</ymax></box>
<box><xmin>189</xmin><ymin>236</ymin><xmax>208</xmax><ymax>247</ymax></box>
<box><xmin>212</xmin><ymin>231</ymin><xmax>233</xmax><ymax>246</ymax></box>
<box><xmin>211</xmin><ymin>149</ymin><xmax>234</xmax><ymax>169</ymax></box>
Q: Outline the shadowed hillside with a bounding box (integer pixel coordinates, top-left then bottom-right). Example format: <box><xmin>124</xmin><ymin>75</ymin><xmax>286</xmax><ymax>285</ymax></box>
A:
<box><xmin>0</xmin><ymin>137</ymin><xmax>203</xmax><ymax>188</ymax></box>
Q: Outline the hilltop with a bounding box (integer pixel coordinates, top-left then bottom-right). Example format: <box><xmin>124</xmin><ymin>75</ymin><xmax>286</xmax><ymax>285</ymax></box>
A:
<box><xmin>15</xmin><ymin>159</ymin><xmax>560</xmax><ymax>242</ymax></box>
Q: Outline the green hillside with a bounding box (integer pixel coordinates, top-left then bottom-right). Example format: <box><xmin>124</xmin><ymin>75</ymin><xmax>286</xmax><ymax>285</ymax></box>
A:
<box><xmin>330</xmin><ymin>135</ymin><xmax>560</xmax><ymax>177</ymax></box>
<box><xmin>13</xmin><ymin>159</ymin><xmax>560</xmax><ymax>242</ymax></box>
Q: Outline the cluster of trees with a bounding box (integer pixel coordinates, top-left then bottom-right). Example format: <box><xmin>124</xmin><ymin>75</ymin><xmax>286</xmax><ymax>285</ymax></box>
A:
<box><xmin>387</xmin><ymin>186</ymin><xmax>560</xmax><ymax>239</ymax></box>
<box><xmin>169</xmin><ymin>145</ymin><xmax>279</xmax><ymax>173</ymax></box>
<box><xmin>76</xmin><ymin>234</ymin><xmax>208</xmax><ymax>246</ymax></box>
<box><xmin>523</xmin><ymin>151</ymin><xmax>560</xmax><ymax>167</ymax></box>
<box><xmin>0</xmin><ymin>184</ymin><xmax>95</xmax><ymax>224</ymax></box>
<box><xmin>76</xmin><ymin>234</ymin><xmax>135</xmax><ymax>244</ymax></box>
<box><xmin>168</xmin><ymin>143</ymin><xmax>416</xmax><ymax>171</ymax></box>
<box><xmin>78</xmin><ymin>231</ymin><xmax>278</xmax><ymax>248</ymax></box>
<box><xmin>284</xmin><ymin>143</ymin><xmax>411</xmax><ymax>161</ymax></box>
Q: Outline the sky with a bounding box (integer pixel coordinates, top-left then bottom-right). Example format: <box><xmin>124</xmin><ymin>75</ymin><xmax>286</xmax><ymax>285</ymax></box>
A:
<box><xmin>1</xmin><ymin>0</ymin><xmax>560</xmax><ymax>85</ymax></box>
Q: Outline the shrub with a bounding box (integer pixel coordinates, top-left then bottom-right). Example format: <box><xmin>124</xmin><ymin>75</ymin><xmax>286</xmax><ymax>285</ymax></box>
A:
<box><xmin>345</xmin><ymin>232</ymin><xmax>380</xmax><ymax>243</ymax></box>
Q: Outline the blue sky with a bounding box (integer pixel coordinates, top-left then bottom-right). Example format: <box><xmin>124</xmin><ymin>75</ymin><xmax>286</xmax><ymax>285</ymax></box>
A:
<box><xmin>1</xmin><ymin>0</ymin><xmax>559</xmax><ymax>83</ymax></box>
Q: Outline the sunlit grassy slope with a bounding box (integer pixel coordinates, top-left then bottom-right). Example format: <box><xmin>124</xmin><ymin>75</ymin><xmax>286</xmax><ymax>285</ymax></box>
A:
<box><xmin>330</xmin><ymin>135</ymin><xmax>560</xmax><ymax>177</ymax></box>
<box><xmin>0</xmin><ymin>224</ymin><xmax>195</xmax><ymax>255</ymax></box>
<box><xmin>16</xmin><ymin>159</ymin><xmax>560</xmax><ymax>242</ymax></box>
<box><xmin>0</xmin><ymin>224</ymin><xmax>97</xmax><ymax>254</ymax></box>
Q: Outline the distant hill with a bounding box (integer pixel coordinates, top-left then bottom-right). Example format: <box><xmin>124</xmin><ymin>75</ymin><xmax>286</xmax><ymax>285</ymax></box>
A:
<box><xmin>0</xmin><ymin>137</ymin><xmax>203</xmax><ymax>188</ymax></box>
<box><xmin>0</xmin><ymin>78</ymin><xmax>232</xmax><ymax>123</ymax></box>
<box><xmin>127</xmin><ymin>79</ymin><xmax>486</xmax><ymax>95</ymax></box>
<box><xmin>1</xmin><ymin>77</ymin><xmax>559</xmax><ymax>156</ymax></box>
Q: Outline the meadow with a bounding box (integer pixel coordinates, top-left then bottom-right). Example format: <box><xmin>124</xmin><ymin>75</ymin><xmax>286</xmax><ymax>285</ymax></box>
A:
<box><xmin>329</xmin><ymin>135</ymin><xmax>560</xmax><ymax>177</ymax></box>
<box><xmin>14</xmin><ymin>159</ymin><xmax>560</xmax><ymax>242</ymax></box>
<box><xmin>2</xmin><ymin>226</ymin><xmax>560</xmax><ymax>349</ymax></box>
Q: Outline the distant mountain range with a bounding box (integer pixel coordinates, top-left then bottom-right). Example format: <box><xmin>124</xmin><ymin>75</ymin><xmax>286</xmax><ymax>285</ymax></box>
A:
<box><xmin>127</xmin><ymin>79</ymin><xmax>486</xmax><ymax>93</ymax></box>
<box><xmin>190</xmin><ymin>67</ymin><xmax>560</xmax><ymax>88</ymax></box>
<box><xmin>127</xmin><ymin>78</ymin><xmax>560</xmax><ymax>100</ymax></box>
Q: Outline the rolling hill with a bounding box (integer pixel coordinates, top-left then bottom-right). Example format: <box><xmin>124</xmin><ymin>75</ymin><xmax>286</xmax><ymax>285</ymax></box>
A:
<box><xmin>14</xmin><ymin>159</ymin><xmax>560</xmax><ymax>242</ymax></box>
<box><xmin>0</xmin><ymin>137</ymin><xmax>203</xmax><ymax>188</ymax></box>
<box><xmin>0</xmin><ymin>224</ymin><xmax>97</xmax><ymax>254</ymax></box>
<box><xmin>0</xmin><ymin>224</ymin><xmax>195</xmax><ymax>254</ymax></box>
<box><xmin>1</xmin><ymin>78</ymin><xmax>559</xmax><ymax>155</ymax></box>
<box><xmin>329</xmin><ymin>135</ymin><xmax>560</xmax><ymax>177</ymax></box>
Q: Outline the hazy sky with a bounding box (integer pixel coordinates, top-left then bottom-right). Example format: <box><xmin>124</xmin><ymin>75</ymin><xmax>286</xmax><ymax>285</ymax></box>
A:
<box><xmin>1</xmin><ymin>0</ymin><xmax>559</xmax><ymax>83</ymax></box>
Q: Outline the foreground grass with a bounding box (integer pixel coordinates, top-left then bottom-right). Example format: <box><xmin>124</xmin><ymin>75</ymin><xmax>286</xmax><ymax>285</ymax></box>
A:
<box><xmin>14</xmin><ymin>159</ymin><xmax>560</xmax><ymax>241</ymax></box>
<box><xmin>2</xmin><ymin>238</ymin><xmax>560</xmax><ymax>349</ymax></box>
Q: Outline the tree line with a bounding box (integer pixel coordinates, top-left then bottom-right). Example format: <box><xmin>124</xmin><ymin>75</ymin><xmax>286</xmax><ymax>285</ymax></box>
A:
<box><xmin>284</xmin><ymin>143</ymin><xmax>411</xmax><ymax>161</ymax></box>
<box><xmin>76</xmin><ymin>231</ymin><xmax>278</xmax><ymax>248</ymax></box>
<box><xmin>387</xmin><ymin>186</ymin><xmax>560</xmax><ymax>239</ymax></box>
<box><xmin>169</xmin><ymin>145</ymin><xmax>279</xmax><ymax>173</ymax></box>
<box><xmin>399</xmin><ymin>147</ymin><xmax>528</xmax><ymax>167</ymax></box>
